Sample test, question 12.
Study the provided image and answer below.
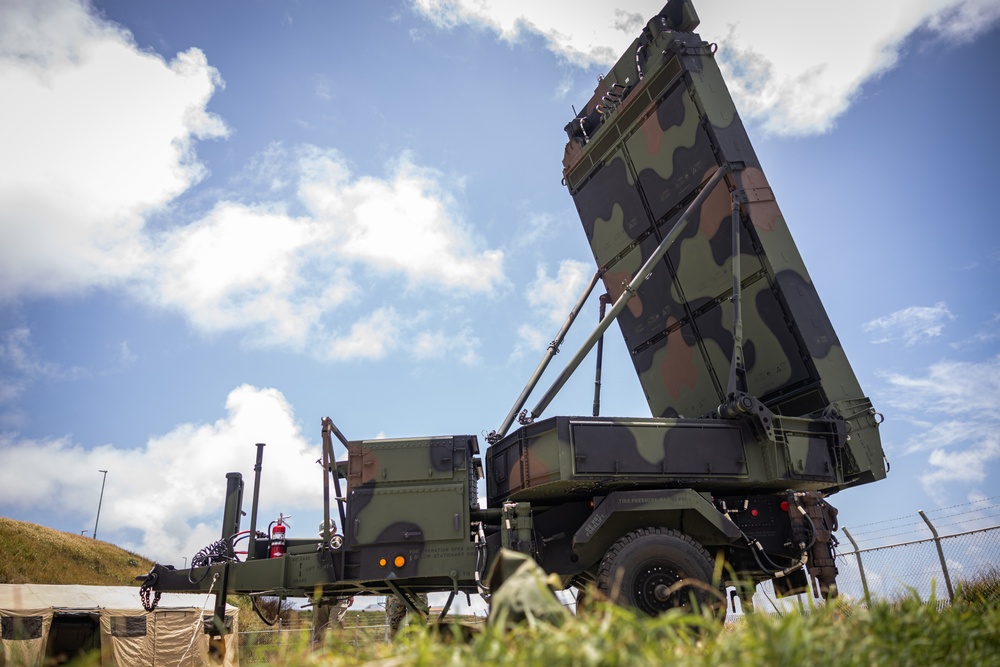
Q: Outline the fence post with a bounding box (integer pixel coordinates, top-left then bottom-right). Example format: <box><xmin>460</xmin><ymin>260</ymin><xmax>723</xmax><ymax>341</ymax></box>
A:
<box><xmin>918</xmin><ymin>510</ymin><xmax>955</xmax><ymax>602</ymax></box>
<box><xmin>841</xmin><ymin>527</ymin><xmax>871</xmax><ymax>606</ymax></box>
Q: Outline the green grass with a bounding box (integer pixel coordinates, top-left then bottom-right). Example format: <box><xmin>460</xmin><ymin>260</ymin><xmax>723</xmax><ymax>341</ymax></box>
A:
<box><xmin>954</xmin><ymin>567</ymin><xmax>1000</xmax><ymax>607</ymax></box>
<box><xmin>56</xmin><ymin>573</ymin><xmax>1000</xmax><ymax>667</ymax></box>
<box><xmin>0</xmin><ymin>516</ymin><xmax>153</xmax><ymax>586</ymax></box>
<box><xmin>222</xmin><ymin>579</ymin><xmax>1000</xmax><ymax>667</ymax></box>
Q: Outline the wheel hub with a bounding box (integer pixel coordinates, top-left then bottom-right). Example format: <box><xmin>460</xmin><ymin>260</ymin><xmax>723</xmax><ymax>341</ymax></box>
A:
<box><xmin>635</xmin><ymin>563</ymin><xmax>683</xmax><ymax>614</ymax></box>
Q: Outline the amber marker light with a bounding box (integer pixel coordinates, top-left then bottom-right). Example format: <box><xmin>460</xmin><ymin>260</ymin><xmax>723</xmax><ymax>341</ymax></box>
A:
<box><xmin>379</xmin><ymin>558</ymin><xmax>387</xmax><ymax>567</ymax></box>
<box><xmin>394</xmin><ymin>555</ymin><xmax>405</xmax><ymax>568</ymax></box>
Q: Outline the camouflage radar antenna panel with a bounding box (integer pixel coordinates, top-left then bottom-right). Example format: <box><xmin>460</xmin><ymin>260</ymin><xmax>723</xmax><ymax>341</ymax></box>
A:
<box><xmin>562</xmin><ymin>0</ymin><xmax>884</xmax><ymax>482</ymax></box>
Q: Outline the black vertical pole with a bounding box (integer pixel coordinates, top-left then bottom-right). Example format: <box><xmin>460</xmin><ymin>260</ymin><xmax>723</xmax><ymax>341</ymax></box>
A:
<box><xmin>247</xmin><ymin>443</ymin><xmax>266</xmax><ymax>560</ymax></box>
<box><xmin>592</xmin><ymin>294</ymin><xmax>609</xmax><ymax>416</ymax></box>
<box><xmin>221</xmin><ymin>473</ymin><xmax>244</xmax><ymax>558</ymax></box>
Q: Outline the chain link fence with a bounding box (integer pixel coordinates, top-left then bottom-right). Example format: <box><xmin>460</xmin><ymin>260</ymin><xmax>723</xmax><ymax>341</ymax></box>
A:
<box><xmin>237</xmin><ymin>610</ymin><xmax>489</xmax><ymax>665</ymax></box>
<box><xmin>746</xmin><ymin>503</ymin><xmax>1000</xmax><ymax>613</ymax></box>
<box><xmin>238</xmin><ymin>612</ymin><xmax>390</xmax><ymax>665</ymax></box>
<box><xmin>834</xmin><ymin>521</ymin><xmax>999</xmax><ymax>605</ymax></box>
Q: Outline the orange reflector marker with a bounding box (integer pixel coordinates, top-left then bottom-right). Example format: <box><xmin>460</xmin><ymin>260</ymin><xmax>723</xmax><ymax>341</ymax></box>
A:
<box><xmin>394</xmin><ymin>555</ymin><xmax>405</xmax><ymax>568</ymax></box>
<box><xmin>379</xmin><ymin>558</ymin><xmax>387</xmax><ymax>567</ymax></box>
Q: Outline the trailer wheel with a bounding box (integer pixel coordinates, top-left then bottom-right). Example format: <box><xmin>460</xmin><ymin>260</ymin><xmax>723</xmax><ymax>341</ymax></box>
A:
<box><xmin>597</xmin><ymin>527</ymin><xmax>719</xmax><ymax>617</ymax></box>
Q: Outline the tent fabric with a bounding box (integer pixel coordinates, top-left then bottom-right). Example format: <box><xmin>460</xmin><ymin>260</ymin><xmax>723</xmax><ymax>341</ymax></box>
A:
<box><xmin>0</xmin><ymin>584</ymin><xmax>229</xmax><ymax>613</ymax></box>
<box><xmin>0</xmin><ymin>585</ymin><xmax>238</xmax><ymax>667</ymax></box>
<box><xmin>0</xmin><ymin>607</ymin><xmax>53</xmax><ymax>667</ymax></box>
<box><xmin>99</xmin><ymin>607</ymin><xmax>154</xmax><ymax>667</ymax></box>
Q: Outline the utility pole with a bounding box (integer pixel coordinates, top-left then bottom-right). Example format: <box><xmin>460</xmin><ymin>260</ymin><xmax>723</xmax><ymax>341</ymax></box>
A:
<box><xmin>93</xmin><ymin>470</ymin><xmax>108</xmax><ymax>540</ymax></box>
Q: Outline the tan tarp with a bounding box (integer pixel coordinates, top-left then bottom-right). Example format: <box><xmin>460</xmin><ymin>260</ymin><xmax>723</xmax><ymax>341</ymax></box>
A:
<box><xmin>99</xmin><ymin>607</ymin><xmax>238</xmax><ymax>667</ymax></box>
<box><xmin>0</xmin><ymin>608</ymin><xmax>53</xmax><ymax>667</ymax></box>
<box><xmin>0</xmin><ymin>585</ymin><xmax>238</xmax><ymax>667</ymax></box>
<box><xmin>99</xmin><ymin>607</ymin><xmax>152</xmax><ymax>667</ymax></box>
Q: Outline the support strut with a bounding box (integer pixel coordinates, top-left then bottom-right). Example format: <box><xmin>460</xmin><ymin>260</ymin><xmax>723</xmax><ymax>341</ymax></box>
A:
<box><xmin>523</xmin><ymin>164</ymin><xmax>731</xmax><ymax>424</ymax></box>
<box><xmin>487</xmin><ymin>268</ymin><xmax>602</xmax><ymax>443</ymax></box>
<box><xmin>592</xmin><ymin>293</ymin><xmax>610</xmax><ymax>416</ymax></box>
<box><xmin>726</xmin><ymin>190</ymin><xmax>748</xmax><ymax>399</ymax></box>
<box><xmin>321</xmin><ymin>417</ymin><xmax>349</xmax><ymax>542</ymax></box>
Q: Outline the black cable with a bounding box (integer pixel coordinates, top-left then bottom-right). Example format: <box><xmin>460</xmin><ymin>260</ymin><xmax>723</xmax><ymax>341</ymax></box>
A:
<box><xmin>251</xmin><ymin>596</ymin><xmax>281</xmax><ymax>626</ymax></box>
<box><xmin>188</xmin><ymin>537</ymin><xmax>232</xmax><ymax>584</ymax></box>
<box><xmin>794</xmin><ymin>499</ymin><xmax>818</xmax><ymax>552</ymax></box>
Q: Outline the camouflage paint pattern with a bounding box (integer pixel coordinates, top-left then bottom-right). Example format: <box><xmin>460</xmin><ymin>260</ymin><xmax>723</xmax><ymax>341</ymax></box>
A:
<box><xmin>386</xmin><ymin>592</ymin><xmax>428</xmax><ymax>637</ymax></box>
<box><xmin>141</xmin><ymin>1</ymin><xmax>887</xmax><ymax>613</ymax></box>
<box><xmin>486</xmin><ymin>410</ymin><xmax>867</xmax><ymax>507</ymax></box>
<box><xmin>561</xmin><ymin>0</ymin><xmax>884</xmax><ymax>486</ymax></box>
<box><xmin>345</xmin><ymin>434</ymin><xmax>483</xmax><ymax>583</ymax></box>
<box><xmin>144</xmin><ymin>435</ymin><xmax>488</xmax><ymax>600</ymax></box>
<box><xmin>571</xmin><ymin>488</ymin><xmax>742</xmax><ymax>566</ymax></box>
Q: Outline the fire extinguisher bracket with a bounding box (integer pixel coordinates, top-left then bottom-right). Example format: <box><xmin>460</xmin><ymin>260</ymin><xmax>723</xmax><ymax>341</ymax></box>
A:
<box><xmin>269</xmin><ymin>514</ymin><xmax>290</xmax><ymax>559</ymax></box>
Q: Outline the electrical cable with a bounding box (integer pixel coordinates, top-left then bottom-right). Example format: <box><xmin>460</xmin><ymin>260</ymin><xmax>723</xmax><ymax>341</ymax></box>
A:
<box><xmin>251</xmin><ymin>595</ymin><xmax>282</xmax><ymax>626</ymax></box>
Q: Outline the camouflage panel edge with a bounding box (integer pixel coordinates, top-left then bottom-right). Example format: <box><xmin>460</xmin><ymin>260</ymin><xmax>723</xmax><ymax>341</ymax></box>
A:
<box><xmin>486</xmin><ymin>413</ymin><xmax>854</xmax><ymax>507</ymax></box>
<box><xmin>561</xmin><ymin>0</ymin><xmax>885</xmax><ymax>488</ymax></box>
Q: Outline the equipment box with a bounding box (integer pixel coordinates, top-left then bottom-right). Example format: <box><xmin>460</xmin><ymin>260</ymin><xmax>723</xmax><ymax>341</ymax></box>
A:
<box><xmin>486</xmin><ymin>416</ymin><xmax>748</xmax><ymax>505</ymax></box>
<box><xmin>346</xmin><ymin>435</ymin><xmax>481</xmax><ymax>546</ymax></box>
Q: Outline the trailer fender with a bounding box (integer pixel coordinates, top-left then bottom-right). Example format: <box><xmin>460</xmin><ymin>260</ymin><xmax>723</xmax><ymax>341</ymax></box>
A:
<box><xmin>572</xmin><ymin>489</ymin><xmax>741</xmax><ymax>568</ymax></box>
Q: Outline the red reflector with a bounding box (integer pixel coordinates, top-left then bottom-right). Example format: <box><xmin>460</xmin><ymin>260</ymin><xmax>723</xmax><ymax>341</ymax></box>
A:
<box><xmin>751</xmin><ymin>509</ymin><xmax>759</xmax><ymax>517</ymax></box>
<box><xmin>780</xmin><ymin>501</ymin><xmax>789</xmax><ymax>512</ymax></box>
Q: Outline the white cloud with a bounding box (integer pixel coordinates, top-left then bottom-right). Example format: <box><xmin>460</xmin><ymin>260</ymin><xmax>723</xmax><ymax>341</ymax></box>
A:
<box><xmin>946</xmin><ymin>491</ymin><xmax>1000</xmax><ymax>532</ymax></box>
<box><xmin>950</xmin><ymin>313</ymin><xmax>1000</xmax><ymax>348</ymax></box>
<box><xmin>0</xmin><ymin>2</ymin><xmax>506</xmax><ymax>360</ymax></box>
<box><xmin>0</xmin><ymin>328</ymin><xmax>52</xmax><ymax>425</ymax></box>
<box><xmin>298</xmin><ymin>149</ymin><xmax>505</xmax><ymax>293</ymax></box>
<box><xmin>513</xmin><ymin>212</ymin><xmax>561</xmax><ymax>249</ymax></box>
<box><xmin>150</xmin><ymin>200</ymin><xmax>354</xmax><ymax>348</ymax></box>
<box><xmin>515</xmin><ymin>259</ymin><xmax>593</xmax><ymax>356</ymax></box>
<box><xmin>0</xmin><ymin>0</ymin><xmax>228</xmax><ymax>300</ymax></box>
<box><xmin>863</xmin><ymin>302</ymin><xmax>955</xmax><ymax>346</ymax></box>
<box><xmin>0</xmin><ymin>327</ymin><xmax>86</xmax><ymax>387</ymax></box>
<box><xmin>410</xmin><ymin>0</ymin><xmax>1000</xmax><ymax>136</ymax></box>
<box><xmin>515</xmin><ymin>323</ymin><xmax>550</xmax><ymax>355</ymax></box>
<box><xmin>323</xmin><ymin>307</ymin><xmax>483</xmax><ymax>364</ymax></box>
<box><xmin>0</xmin><ymin>384</ymin><xmax>324</xmax><ymax>562</ymax></box>
<box><xmin>921</xmin><ymin>436</ymin><xmax>1000</xmax><ymax>487</ymax></box>
<box><xmin>412</xmin><ymin>327</ymin><xmax>482</xmax><ymax>365</ymax></box>
<box><xmin>530</xmin><ymin>260</ymin><xmax>593</xmax><ymax>327</ymax></box>
<box><xmin>325</xmin><ymin>307</ymin><xmax>402</xmax><ymax>361</ymax></box>
<box><xmin>877</xmin><ymin>355</ymin><xmax>1000</xmax><ymax>496</ymax></box>
<box><xmin>879</xmin><ymin>354</ymin><xmax>999</xmax><ymax>417</ymax></box>
<box><xmin>147</xmin><ymin>146</ymin><xmax>504</xmax><ymax>351</ymax></box>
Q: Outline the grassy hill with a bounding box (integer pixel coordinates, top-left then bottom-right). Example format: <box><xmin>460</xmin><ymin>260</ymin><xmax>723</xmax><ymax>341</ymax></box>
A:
<box><xmin>0</xmin><ymin>516</ymin><xmax>153</xmax><ymax>586</ymax></box>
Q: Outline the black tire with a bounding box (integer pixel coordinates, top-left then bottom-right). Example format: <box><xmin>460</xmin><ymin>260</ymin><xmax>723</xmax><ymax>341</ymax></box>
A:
<box><xmin>596</xmin><ymin>527</ymin><xmax>720</xmax><ymax>617</ymax></box>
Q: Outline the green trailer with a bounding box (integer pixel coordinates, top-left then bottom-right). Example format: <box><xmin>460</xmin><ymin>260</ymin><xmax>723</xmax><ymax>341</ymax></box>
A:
<box><xmin>140</xmin><ymin>0</ymin><xmax>887</xmax><ymax>630</ymax></box>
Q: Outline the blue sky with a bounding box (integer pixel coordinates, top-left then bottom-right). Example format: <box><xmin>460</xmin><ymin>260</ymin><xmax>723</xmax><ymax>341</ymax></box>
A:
<box><xmin>1</xmin><ymin>0</ymin><xmax>999</xmax><ymax>572</ymax></box>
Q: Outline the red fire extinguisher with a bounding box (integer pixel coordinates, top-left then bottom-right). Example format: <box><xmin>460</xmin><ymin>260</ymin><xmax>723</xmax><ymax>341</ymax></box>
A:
<box><xmin>269</xmin><ymin>514</ymin><xmax>290</xmax><ymax>558</ymax></box>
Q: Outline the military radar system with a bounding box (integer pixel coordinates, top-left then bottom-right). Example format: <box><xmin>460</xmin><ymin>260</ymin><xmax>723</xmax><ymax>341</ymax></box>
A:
<box><xmin>139</xmin><ymin>0</ymin><xmax>887</xmax><ymax>631</ymax></box>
